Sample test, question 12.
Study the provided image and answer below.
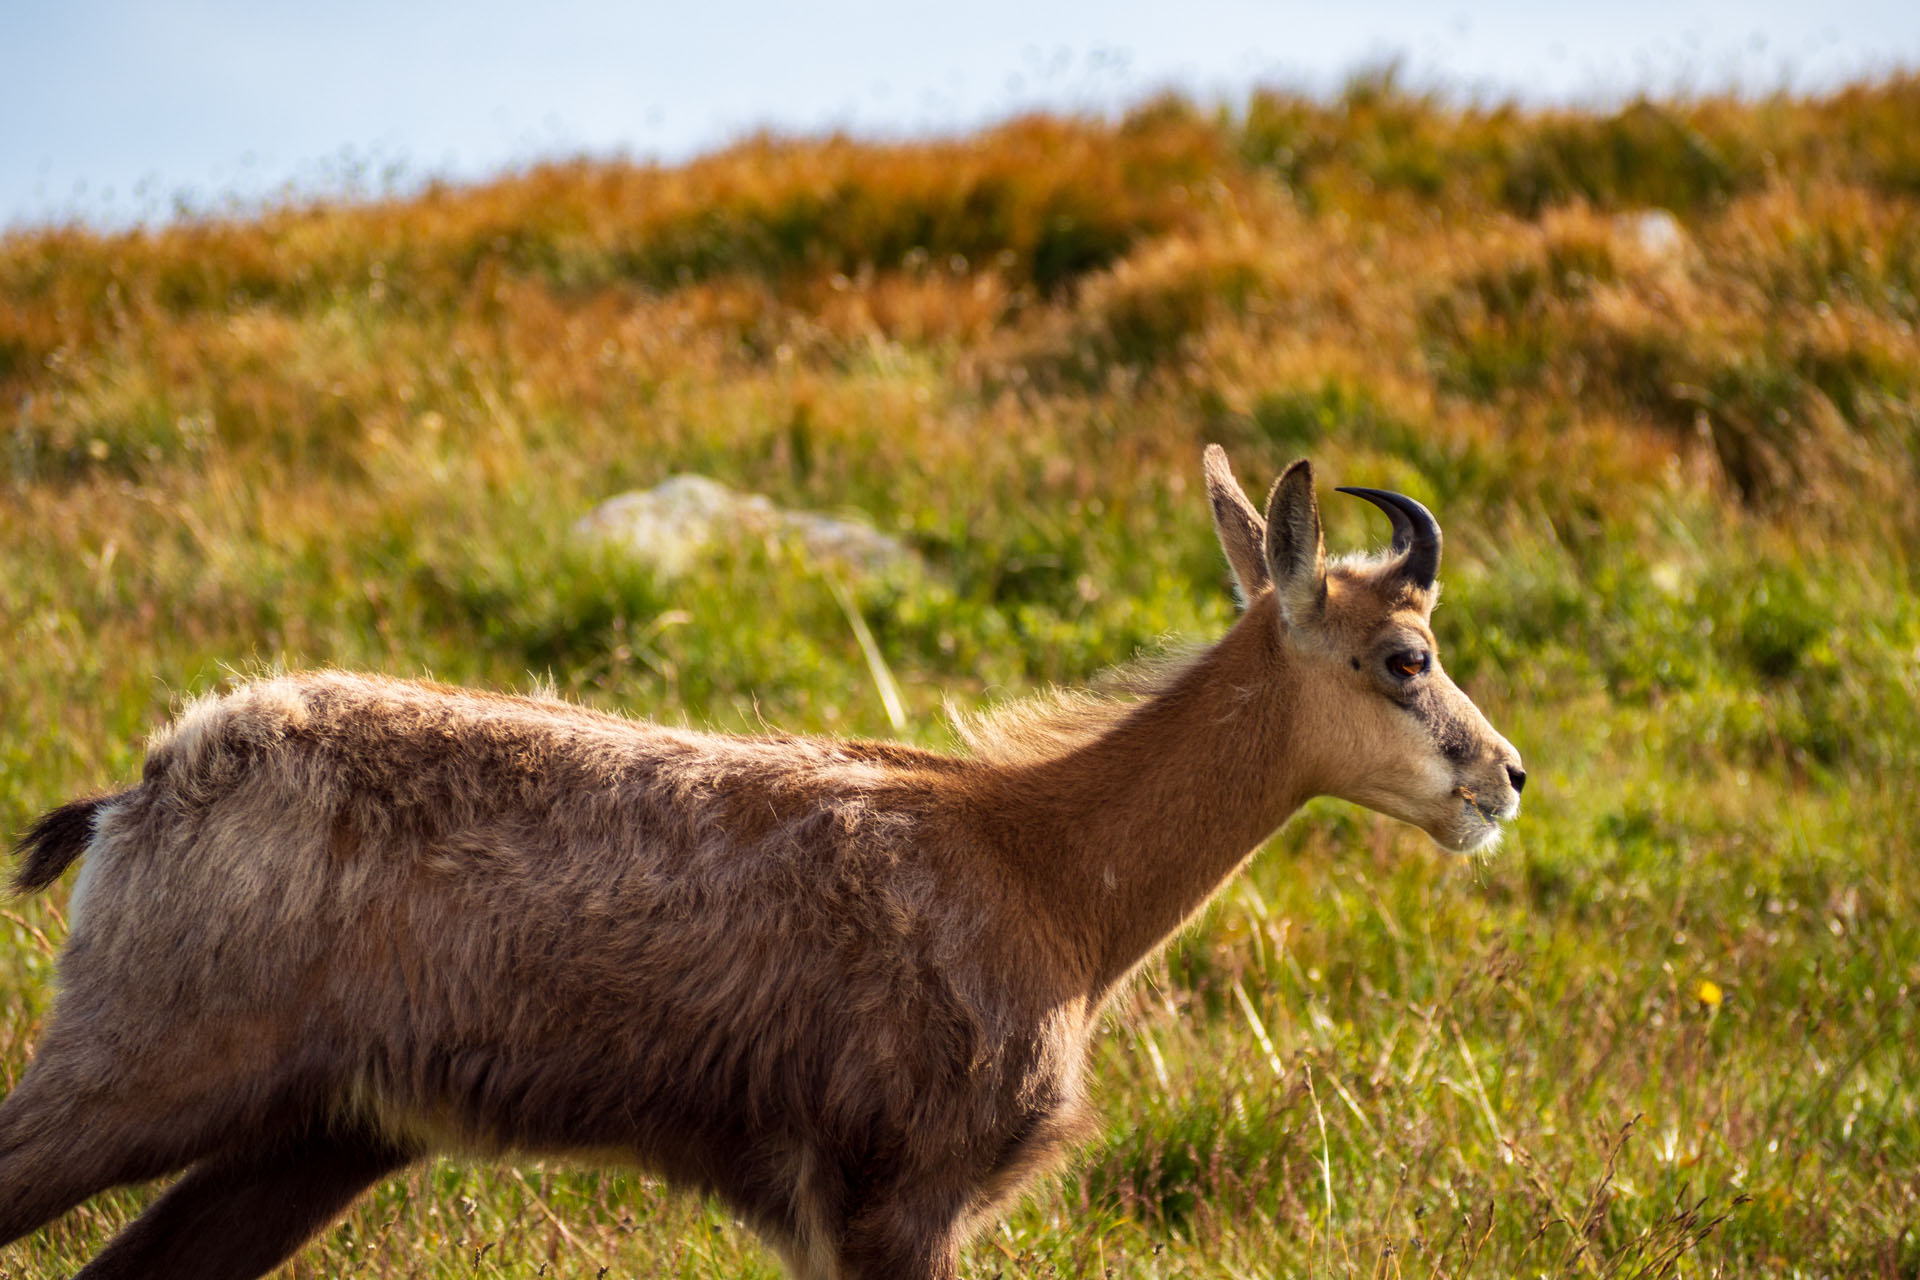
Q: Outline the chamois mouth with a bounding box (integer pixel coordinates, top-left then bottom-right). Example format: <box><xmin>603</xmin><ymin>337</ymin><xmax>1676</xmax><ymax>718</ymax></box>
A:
<box><xmin>1443</xmin><ymin>785</ymin><xmax>1515</xmax><ymax>854</ymax></box>
<box><xmin>1455</xmin><ymin>784</ymin><xmax>1518</xmax><ymax>824</ymax></box>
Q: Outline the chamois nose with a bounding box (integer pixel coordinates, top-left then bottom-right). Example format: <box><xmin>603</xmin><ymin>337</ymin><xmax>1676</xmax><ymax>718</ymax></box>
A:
<box><xmin>1506</xmin><ymin>765</ymin><xmax>1527</xmax><ymax>795</ymax></box>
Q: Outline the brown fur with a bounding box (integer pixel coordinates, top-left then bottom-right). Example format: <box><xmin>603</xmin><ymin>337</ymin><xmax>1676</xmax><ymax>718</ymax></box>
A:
<box><xmin>1</xmin><ymin>450</ymin><xmax>1523</xmax><ymax>1280</ymax></box>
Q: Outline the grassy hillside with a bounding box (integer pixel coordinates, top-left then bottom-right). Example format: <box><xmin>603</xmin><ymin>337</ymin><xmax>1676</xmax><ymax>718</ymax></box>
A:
<box><xmin>3</xmin><ymin>75</ymin><xmax>1918</xmax><ymax>1276</ymax></box>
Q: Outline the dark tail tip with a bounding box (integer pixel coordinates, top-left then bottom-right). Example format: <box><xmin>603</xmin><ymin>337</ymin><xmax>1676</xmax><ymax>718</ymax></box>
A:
<box><xmin>14</xmin><ymin>796</ymin><xmax>112</xmax><ymax>894</ymax></box>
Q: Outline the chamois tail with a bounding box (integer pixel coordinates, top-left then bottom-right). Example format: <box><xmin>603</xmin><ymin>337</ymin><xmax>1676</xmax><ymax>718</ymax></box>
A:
<box><xmin>13</xmin><ymin>795</ymin><xmax>117</xmax><ymax>894</ymax></box>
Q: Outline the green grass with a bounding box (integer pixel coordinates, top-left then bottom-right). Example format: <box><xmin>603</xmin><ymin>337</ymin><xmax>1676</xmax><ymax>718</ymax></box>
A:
<box><xmin>3</xmin><ymin>76</ymin><xmax>1920</xmax><ymax>1277</ymax></box>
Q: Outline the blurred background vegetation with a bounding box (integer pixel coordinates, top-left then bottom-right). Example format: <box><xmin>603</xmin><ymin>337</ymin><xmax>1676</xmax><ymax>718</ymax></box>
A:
<box><xmin>3</xmin><ymin>74</ymin><xmax>1918</xmax><ymax>1277</ymax></box>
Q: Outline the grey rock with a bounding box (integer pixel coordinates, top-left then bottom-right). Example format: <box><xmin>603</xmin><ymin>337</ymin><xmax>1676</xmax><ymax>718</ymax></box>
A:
<box><xmin>575</xmin><ymin>475</ymin><xmax>917</xmax><ymax>578</ymax></box>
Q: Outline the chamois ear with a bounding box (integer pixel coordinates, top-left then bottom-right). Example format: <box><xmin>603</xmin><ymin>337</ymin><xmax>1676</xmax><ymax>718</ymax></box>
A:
<box><xmin>1263</xmin><ymin>459</ymin><xmax>1327</xmax><ymax>627</ymax></box>
<box><xmin>1203</xmin><ymin>445</ymin><xmax>1269</xmax><ymax>603</ymax></box>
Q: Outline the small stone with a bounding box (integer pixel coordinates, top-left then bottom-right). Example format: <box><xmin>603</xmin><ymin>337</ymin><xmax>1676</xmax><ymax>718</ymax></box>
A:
<box><xmin>574</xmin><ymin>475</ymin><xmax>917</xmax><ymax>578</ymax></box>
<box><xmin>1614</xmin><ymin>208</ymin><xmax>1687</xmax><ymax>262</ymax></box>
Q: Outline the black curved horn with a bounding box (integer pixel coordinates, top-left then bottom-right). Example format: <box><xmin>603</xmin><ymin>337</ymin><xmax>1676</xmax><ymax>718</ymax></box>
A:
<box><xmin>1334</xmin><ymin>487</ymin><xmax>1442</xmax><ymax>588</ymax></box>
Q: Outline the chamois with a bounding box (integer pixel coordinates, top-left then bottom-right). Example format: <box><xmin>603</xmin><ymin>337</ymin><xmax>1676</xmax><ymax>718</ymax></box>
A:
<box><xmin>2</xmin><ymin>449</ymin><xmax>1524</xmax><ymax>1280</ymax></box>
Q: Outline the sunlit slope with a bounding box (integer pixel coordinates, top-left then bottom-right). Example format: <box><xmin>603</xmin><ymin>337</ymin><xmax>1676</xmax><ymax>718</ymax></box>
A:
<box><xmin>2</xmin><ymin>77</ymin><xmax>1917</xmax><ymax>1277</ymax></box>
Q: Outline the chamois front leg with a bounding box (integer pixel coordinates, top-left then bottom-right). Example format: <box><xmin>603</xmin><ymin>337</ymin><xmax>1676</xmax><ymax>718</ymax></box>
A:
<box><xmin>831</xmin><ymin>1199</ymin><xmax>963</xmax><ymax>1280</ymax></box>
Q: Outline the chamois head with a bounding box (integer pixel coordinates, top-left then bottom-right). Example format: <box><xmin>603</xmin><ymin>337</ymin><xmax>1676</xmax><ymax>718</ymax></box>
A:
<box><xmin>1204</xmin><ymin>445</ymin><xmax>1525</xmax><ymax>852</ymax></box>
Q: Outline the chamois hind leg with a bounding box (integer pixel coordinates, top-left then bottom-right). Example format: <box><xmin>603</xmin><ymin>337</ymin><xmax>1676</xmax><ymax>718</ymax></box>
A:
<box><xmin>71</xmin><ymin>1122</ymin><xmax>413</xmax><ymax>1280</ymax></box>
<box><xmin>0</xmin><ymin>1004</ymin><xmax>326</xmax><ymax>1246</ymax></box>
<box><xmin>72</xmin><ymin>1128</ymin><xmax>412</xmax><ymax>1280</ymax></box>
<box><xmin>0</xmin><ymin>1060</ymin><xmax>224</xmax><ymax>1246</ymax></box>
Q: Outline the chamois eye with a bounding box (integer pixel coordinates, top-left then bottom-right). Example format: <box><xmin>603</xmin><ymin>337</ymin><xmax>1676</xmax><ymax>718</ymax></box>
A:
<box><xmin>1387</xmin><ymin>650</ymin><xmax>1431</xmax><ymax>679</ymax></box>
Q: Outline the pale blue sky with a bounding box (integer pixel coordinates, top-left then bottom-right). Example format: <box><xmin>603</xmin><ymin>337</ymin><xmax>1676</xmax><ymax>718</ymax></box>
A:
<box><xmin>6</xmin><ymin>0</ymin><xmax>1917</xmax><ymax>230</ymax></box>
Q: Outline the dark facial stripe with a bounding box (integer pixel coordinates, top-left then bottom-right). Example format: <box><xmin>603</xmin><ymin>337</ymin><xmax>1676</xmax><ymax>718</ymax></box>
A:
<box><xmin>1405</xmin><ymin>685</ymin><xmax>1479</xmax><ymax>764</ymax></box>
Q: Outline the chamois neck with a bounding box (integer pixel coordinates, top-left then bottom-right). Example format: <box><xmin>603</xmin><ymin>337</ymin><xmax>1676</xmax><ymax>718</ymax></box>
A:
<box><xmin>1014</xmin><ymin>604</ymin><xmax>1309</xmax><ymax>997</ymax></box>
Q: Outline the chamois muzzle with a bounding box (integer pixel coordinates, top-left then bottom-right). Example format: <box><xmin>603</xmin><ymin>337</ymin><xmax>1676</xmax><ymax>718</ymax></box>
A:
<box><xmin>1334</xmin><ymin>487</ymin><xmax>1441</xmax><ymax>590</ymax></box>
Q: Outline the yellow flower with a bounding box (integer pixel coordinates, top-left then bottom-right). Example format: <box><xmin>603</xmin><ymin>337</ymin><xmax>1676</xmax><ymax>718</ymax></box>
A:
<box><xmin>1695</xmin><ymin>979</ymin><xmax>1724</xmax><ymax>1008</ymax></box>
